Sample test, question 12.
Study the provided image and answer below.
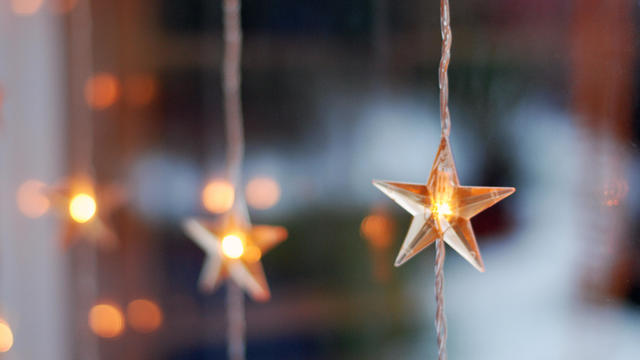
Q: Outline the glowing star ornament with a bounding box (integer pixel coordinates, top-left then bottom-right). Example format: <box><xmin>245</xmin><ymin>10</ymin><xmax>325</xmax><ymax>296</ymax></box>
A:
<box><xmin>182</xmin><ymin>212</ymin><xmax>287</xmax><ymax>301</ymax></box>
<box><xmin>47</xmin><ymin>177</ymin><xmax>127</xmax><ymax>250</ymax></box>
<box><xmin>373</xmin><ymin>137</ymin><xmax>515</xmax><ymax>271</ymax></box>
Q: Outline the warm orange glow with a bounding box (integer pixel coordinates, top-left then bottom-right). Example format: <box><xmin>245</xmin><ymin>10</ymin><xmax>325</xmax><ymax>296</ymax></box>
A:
<box><xmin>222</xmin><ymin>234</ymin><xmax>244</xmax><ymax>259</ymax></box>
<box><xmin>0</xmin><ymin>320</ymin><xmax>13</xmax><ymax>353</ymax></box>
<box><xmin>126</xmin><ymin>299</ymin><xmax>163</xmax><ymax>334</ymax></box>
<box><xmin>48</xmin><ymin>0</ymin><xmax>78</xmax><ymax>14</ymax></box>
<box><xmin>124</xmin><ymin>74</ymin><xmax>157</xmax><ymax>107</ymax></box>
<box><xmin>85</xmin><ymin>73</ymin><xmax>120</xmax><ymax>110</ymax></box>
<box><xmin>16</xmin><ymin>180</ymin><xmax>50</xmax><ymax>218</ymax></box>
<box><xmin>69</xmin><ymin>193</ymin><xmax>97</xmax><ymax>223</ymax></box>
<box><xmin>360</xmin><ymin>214</ymin><xmax>393</xmax><ymax>249</ymax></box>
<box><xmin>246</xmin><ymin>177</ymin><xmax>280</xmax><ymax>210</ymax></box>
<box><xmin>11</xmin><ymin>0</ymin><xmax>43</xmax><ymax>15</ymax></box>
<box><xmin>202</xmin><ymin>180</ymin><xmax>235</xmax><ymax>214</ymax></box>
<box><xmin>431</xmin><ymin>202</ymin><xmax>452</xmax><ymax>216</ymax></box>
<box><xmin>244</xmin><ymin>245</ymin><xmax>262</xmax><ymax>263</ymax></box>
<box><xmin>89</xmin><ymin>304</ymin><xmax>125</xmax><ymax>339</ymax></box>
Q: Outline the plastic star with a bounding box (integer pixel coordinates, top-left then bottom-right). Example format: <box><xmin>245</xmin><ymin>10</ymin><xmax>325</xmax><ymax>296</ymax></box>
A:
<box><xmin>47</xmin><ymin>176</ymin><xmax>126</xmax><ymax>250</ymax></box>
<box><xmin>183</xmin><ymin>210</ymin><xmax>287</xmax><ymax>301</ymax></box>
<box><xmin>373</xmin><ymin>137</ymin><xmax>515</xmax><ymax>271</ymax></box>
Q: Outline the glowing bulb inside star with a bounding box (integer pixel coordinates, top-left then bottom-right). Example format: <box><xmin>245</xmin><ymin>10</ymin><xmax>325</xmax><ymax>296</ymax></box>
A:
<box><xmin>69</xmin><ymin>193</ymin><xmax>97</xmax><ymax>223</ymax></box>
<box><xmin>432</xmin><ymin>202</ymin><xmax>452</xmax><ymax>216</ymax></box>
<box><xmin>222</xmin><ymin>235</ymin><xmax>244</xmax><ymax>259</ymax></box>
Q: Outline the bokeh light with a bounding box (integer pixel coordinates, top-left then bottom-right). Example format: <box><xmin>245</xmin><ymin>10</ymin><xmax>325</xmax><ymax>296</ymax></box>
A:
<box><xmin>360</xmin><ymin>213</ymin><xmax>393</xmax><ymax>249</ymax></box>
<box><xmin>245</xmin><ymin>176</ymin><xmax>280</xmax><ymax>210</ymax></box>
<box><xmin>84</xmin><ymin>73</ymin><xmax>120</xmax><ymax>110</ymax></box>
<box><xmin>16</xmin><ymin>179</ymin><xmax>50</xmax><ymax>218</ymax></box>
<box><xmin>126</xmin><ymin>299</ymin><xmax>163</xmax><ymax>334</ymax></box>
<box><xmin>222</xmin><ymin>234</ymin><xmax>244</xmax><ymax>259</ymax></box>
<box><xmin>69</xmin><ymin>193</ymin><xmax>97</xmax><ymax>223</ymax></box>
<box><xmin>124</xmin><ymin>74</ymin><xmax>157</xmax><ymax>107</ymax></box>
<box><xmin>89</xmin><ymin>303</ymin><xmax>125</xmax><ymax>339</ymax></box>
<box><xmin>202</xmin><ymin>179</ymin><xmax>235</xmax><ymax>214</ymax></box>
<box><xmin>48</xmin><ymin>0</ymin><xmax>78</xmax><ymax>14</ymax></box>
<box><xmin>0</xmin><ymin>320</ymin><xmax>13</xmax><ymax>353</ymax></box>
<box><xmin>11</xmin><ymin>0</ymin><xmax>43</xmax><ymax>15</ymax></box>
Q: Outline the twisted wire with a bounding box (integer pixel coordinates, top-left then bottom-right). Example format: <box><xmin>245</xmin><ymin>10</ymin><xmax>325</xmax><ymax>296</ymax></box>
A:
<box><xmin>434</xmin><ymin>237</ymin><xmax>448</xmax><ymax>360</ymax></box>
<box><xmin>439</xmin><ymin>0</ymin><xmax>452</xmax><ymax>138</ymax></box>
<box><xmin>435</xmin><ymin>1</ymin><xmax>452</xmax><ymax>357</ymax></box>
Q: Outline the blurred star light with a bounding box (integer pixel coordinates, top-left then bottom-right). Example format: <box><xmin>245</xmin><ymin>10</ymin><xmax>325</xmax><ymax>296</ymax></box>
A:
<box><xmin>89</xmin><ymin>304</ymin><xmax>125</xmax><ymax>339</ymax></box>
<box><xmin>17</xmin><ymin>179</ymin><xmax>50</xmax><ymax>218</ymax></box>
<box><xmin>0</xmin><ymin>320</ymin><xmax>13</xmax><ymax>352</ymax></box>
<box><xmin>126</xmin><ymin>299</ymin><xmax>163</xmax><ymax>334</ymax></box>
<box><xmin>85</xmin><ymin>73</ymin><xmax>120</xmax><ymax>110</ymax></box>
<box><xmin>202</xmin><ymin>179</ymin><xmax>235</xmax><ymax>214</ymax></box>
<box><xmin>246</xmin><ymin>176</ymin><xmax>280</xmax><ymax>210</ymax></box>
<box><xmin>11</xmin><ymin>0</ymin><xmax>43</xmax><ymax>15</ymax></box>
<box><xmin>69</xmin><ymin>193</ymin><xmax>96</xmax><ymax>223</ymax></box>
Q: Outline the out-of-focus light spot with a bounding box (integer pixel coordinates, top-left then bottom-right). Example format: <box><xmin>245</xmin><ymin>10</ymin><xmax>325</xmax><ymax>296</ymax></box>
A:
<box><xmin>126</xmin><ymin>299</ymin><xmax>163</xmax><ymax>334</ymax></box>
<box><xmin>202</xmin><ymin>180</ymin><xmax>234</xmax><ymax>214</ymax></box>
<box><xmin>245</xmin><ymin>177</ymin><xmax>280</xmax><ymax>210</ymax></box>
<box><xmin>48</xmin><ymin>0</ymin><xmax>78</xmax><ymax>14</ymax></box>
<box><xmin>360</xmin><ymin>213</ymin><xmax>393</xmax><ymax>249</ymax></box>
<box><xmin>89</xmin><ymin>303</ymin><xmax>124</xmax><ymax>339</ymax></box>
<box><xmin>244</xmin><ymin>245</ymin><xmax>262</xmax><ymax>263</ymax></box>
<box><xmin>222</xmin><ymin>234</ymin><xmax>244</xmax><ymax>259</ymax></box>
<box><xmin>85</xmin><ymin>73</ymin><xmax>120</xmax><ymax>110</ymax></box>
<box><xmin>0</xmin><ymin>320</ymin><xmax>14</xmax><ymax>352</ymax></box>
<box><xmin>69</xmin><ymin>193</ymin><xmax>96</xmax><ymax>223</ymax></box>
<box><xmin>124</xmin><ymin>74</ymin><xmax>157</xmax><ymax>107</ymax></box>
<box><xmin>603</xmin><ymin>178</ymin><xmax>629</xmax><ymax>207</ymax></box>
<box><xmin>11</xmin><ymin>0</ymin><xmax>43</xmax><ymax>15</ymax></box>
<box><xmin>17</xmin><ymin>179</ymin><xmax>50</xmax><ymax>218</ymax></box>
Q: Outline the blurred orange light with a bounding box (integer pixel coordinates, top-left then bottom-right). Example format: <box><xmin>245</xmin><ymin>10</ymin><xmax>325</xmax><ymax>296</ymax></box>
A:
<box><xmin>124</xmin><ymin>74</ymin><xmax>157</xmax><ymax>107</ymax></box>
<box><xmin>16</xmin><ymin>179</ymin><xmax>50</xmax><ymax>218</ymax></box>
<box><xmin>0</xmin><ymin>320</ymin><xmax>13</xmax><ymax>353</ymax></box>
<box><xmin>48</xmin><ymin>0</ymin><xmax>78</xmax><ymax>14</ymax></box>
<box><xmin>246</xmin><ymin>177</ymin><xmax>280</xmax><ymax>210</ymax></box>
<box><xmin>89</xmin><ymin>303</ymin><xmax>124</xmax><ymax>339</ymax></box>
<box><xmin>11</xmin><ymin>0</ymin><xmax>43</xmax><ymax>15</ymax></box>
<box><xmin>202</xmin><ymin>180</ymin><xmax>235</xmax><ymax>214</ymax></box>
<box><xmin>85</xmin><ymin>73</ymin><xmax>120</xmax><ymax>110</ymax></box>
<box><xmin>126</xmin><ymin>299</ymin><xmax>163</xmax><ymax>334</ymax></box>
<box><xmin>69</xmin><ymin>193</ymin><xmax>96</xmax><ymax>223</ymax></box>
<box><xmin>360</xmin><ymin>214</ymin><xmax>393</xmax><ymax>249</ymax></box>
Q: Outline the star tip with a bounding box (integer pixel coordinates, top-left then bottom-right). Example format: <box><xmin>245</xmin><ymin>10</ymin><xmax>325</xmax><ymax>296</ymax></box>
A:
<box><xmin>393</xmin><ymin>256</ymin><xmax>407</xmax><ymax>267</ymax></box>
<box><xmin>254</xmin><ymin>291</ymin><xmax>271</xmax><ymax>302</ymax></box>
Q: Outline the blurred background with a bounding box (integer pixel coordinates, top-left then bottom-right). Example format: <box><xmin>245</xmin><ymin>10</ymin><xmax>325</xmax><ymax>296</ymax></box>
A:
<box><xmin>0</xmin><ymin>0</ymin><xmax>639</xmax><ymax>359</ymax></box>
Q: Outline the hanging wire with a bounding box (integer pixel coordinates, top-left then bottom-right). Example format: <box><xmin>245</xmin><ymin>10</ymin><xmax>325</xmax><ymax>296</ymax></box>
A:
<box><xmin>222</xmin><ymin>0</ymin><xmax>247</xmax><ymax>359</ymax></box>
<box><xmin>439</xmin><ymin>0</ymin><xmax>452</xmax><ymax>138</ymax></box>
<box><xmin>435</xmin><ymin>0</ymin><xmax>452</xmax><ymax>359</ymax></box>
<box><xmin>434</xmin><ymin>237</ymin><xmax>447</xmax><ymax>360</ymax></box>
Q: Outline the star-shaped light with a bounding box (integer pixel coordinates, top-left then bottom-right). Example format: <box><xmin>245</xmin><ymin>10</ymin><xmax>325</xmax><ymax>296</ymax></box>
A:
<box><xmin>373</xmin><ymin>137</ymin><xmax>515</xmax><ymax>271</ymax></box>
<box><xmin>47</xmin><ymin>176</ymin><xmax>126</xmax><ymax>250</ymax></box>
<box><xmin>183</xmin><ymin>210</ymin><xmax>287</xmax><ymax>301</ymax></box>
